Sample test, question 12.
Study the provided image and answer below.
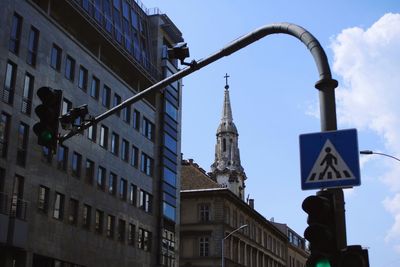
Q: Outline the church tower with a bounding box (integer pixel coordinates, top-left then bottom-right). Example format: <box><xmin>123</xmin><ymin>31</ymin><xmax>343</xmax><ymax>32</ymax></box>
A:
<box><xmin>210</xmin><ymin>74</ymin><xmax>247</xmax><ymax>200</ymax></box>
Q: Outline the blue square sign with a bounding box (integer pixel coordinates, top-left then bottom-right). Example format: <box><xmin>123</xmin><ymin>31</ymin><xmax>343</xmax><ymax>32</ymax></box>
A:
<box><xmin>299</xmin><ymin>129</ymin><xmax>361</xmax><ymax>190</ymax></box>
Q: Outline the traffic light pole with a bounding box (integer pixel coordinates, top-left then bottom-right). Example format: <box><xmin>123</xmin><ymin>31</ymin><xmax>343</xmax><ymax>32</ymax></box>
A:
<box><xmin>59</xmin><ymin>22</ymin><xmax>346</xmax><ymax>248</ymax></box>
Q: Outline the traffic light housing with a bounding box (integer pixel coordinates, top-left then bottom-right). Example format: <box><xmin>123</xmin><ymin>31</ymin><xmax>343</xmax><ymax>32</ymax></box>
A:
<box><xmin>33</xmin><ymin>87</ymin><xmax>62</xmax><ymax>153</ymax></box>
<box><xmin>338</xmin><ymin>245</ymin><xmax>369</xmax><ymax>267</ymax></box>
<box><xmin>302</xmin><ymin>190</ymin><xmax>337</xmax><ymax>267</ymax></box>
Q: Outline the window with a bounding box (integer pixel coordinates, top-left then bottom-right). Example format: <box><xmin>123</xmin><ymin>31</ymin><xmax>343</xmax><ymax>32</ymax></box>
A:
<box><xmin>161</xmin><ymin>229</ymin><xmax>176</xmax><ymax>267</ymax></box>
<box><xmin>122</xmin><ymin>105</ymin><xmax>130</xmax><ymax>123</ymax></box>
<box><xmin>106</xmin><ymin>214</ymin><xmax>115</xmax><ymax>238</ymax></box>
<box><xmin>97</xmin><ymin>166</ymin><xmax>106</xmax><ymax>190</ymax></box>
<box><xmin>38</xmin><ymin>185</ymin><xmax>49</xmax><ymax>213</ymax></box>
<box><xmin>95</xmin><ymin>209</ymin><xmax>104</xmax><ymax>234</ymax></box>
<box><xmin>50</xmin><ymin>44</ymin><xmax>62</xmax><ymax>71</ymax></box>
<box><xmin>164</xmin><ymin>133</ymin><xmax>177</xmax><ymax>154</ymax></box>
<box><xmin>113</xmin><ymin>93</ymin><xmax>121</xmax><ymax>116</ymax></box>
<box><xmin>11</xmin><ymin>175</ymin><xmax>24</xmax><ymax>219</ymax></box>
<box><xmin>102</xmin><ymin>85</ymin><xmax>111</xmax><ymax>108</ymax></box>
<box><xmin>140</xmin><ymin>152</ymin><xmax>153</xmax><ymax>176</ymax></box>
<box><xmin>0</xmin><ymin>112</ymin><xmax>11</xmax><ymax>158</ymax></box>
<box><xmin>165</xmin><ymin>100</ymin><xmax>178</xmax><ymax>121</ymax></box>
<box><xmin>199</xmin><ymin>237</ymin><xmax>209</xmax><ymax>256</ymax></box>
<box><xmin>85</xmin><ymin>159</ymin><xmax>95</xmax><ymax>184</ymax></box>
<box><xmin>57</xmin><ymin>145</ymin><xmax>68</xmax><ymax>171</ymax></box>
<box><xmin>119</xmin><ymin>178</ymin><xmax>127</xmax><ymax>200</ymax></box>
<box><xmin>9</xmin><ymin>13</ymin><xmax>23</xmax><ymax>54</ymax></box>
<box><xmin>94</xmin><ymin>0</ymin><xmax>102</xmax><ymax>24</ymax></box>
<box><xmin>132</xmin><ymin>109</ymin><xmax>140</xmax><ymax>130</ymax></box>
<box><xmin>129</xmin><ymin>183</ymin><xmax>137</xmax><ymax>205</ymax></box>
<box><xmin>99</xmin><ymin>125</ymin><xmax>108</xmax><ymax>149</ymax></box>
<box><xmin>199</xmin><ymin>203</ymin><xmax>210</xmax><ymax>222</ymax></box>
<box><xmin>65</xmin><ymin>55</ymin><xmax>75</xmax><ymax>81</ymax></box>
<box><xmin>163</xmin><ymin>202</ymin><xmax>176</xmax><ymax>222</ymax></box>
<box><xmin>21</xmin><ymin>73</ymin><xmax>34</xmax><ymax>115</ymax></box>
<box><xmin>111</xmin><ymin>132</ymin><xmax>119</xmax><ymax>155</ymax></box>
<box><xmin>118</xmin><ymin>219</ymin><xmax>126</xmax><ymax>242</ymax></box>
<box><xmin>103</xmin><ymin>0</ymin><xmax>113</xmax><ymax>33</ymax></box>
<box><xmin>68</xmin><ymin>198</ymin><xmax>79</xmax><ymax>225</ymax></box>
<box><xmin>53</xmin><ymin>192</ymin><xmax>65</xmax><ymax>220</ymax></box>
<box><xmin>139</xmin><ymin>189</ymin><xmax>152</xmax><ymax>213</ymax></box>
<box><xmin>3</xmin><ymin>61</ymin><xmax>17</xmax><ymax>105</ymax></box>
<box><xmin>62</xmin><ymin>98</ymin><xmax>72</xmax><ymax>115</ymax></box>
<box><xmin>108</xmin><ymin>172</ymin><xmax>117</xmax><ymax>195</ymax></box>
<box><xmin>78</xmin><ymin>66</ymin><xmax>88</xmax><ymax>91</ymax></box>
<box><xmin>16</xmin><ymin>122</ymin><xmax>29</xmax><ymax>167</ymax></box>
<box><xmin>163</xmin><ymin>167</ymin><xmax>176</xmax><ymax>187</ymax></box>
<box><xmin>138</xmin><ymin>228</ymin><xmax>152</xmax><ymax>252</ymax></box>
<box><xmin>83</xmin><ymin>204</ymin><xmax>91</xmax><ymax>229</ymax></box>
<box><xmin>130</xmin><ymin>145</ymin><xmax>138</xmax><ymax>167</ymax></box>
<box><xmin>27</xmin><ymin>26</ymin><xmax>39</xmax><ymax>66</ymax></box>
<box><xmin>87</xmin><ymin>124</ymin><xmax>97</xmax><ymax>142</ymax></box>
<box><xmin>128</xmin><ymin>223</ymin><xmax>135</xmax><ymax>245</ymax></box>
<box><xmin>121</xmin><ymin>139</ymin><xmax>129</xmax><ymax>162</ymax></box>
<box><xmin>71</xmin><ymin>152</ymin><xmax>82</xmax><ymax>178</ymax></box>
<box><xmin>141</xmin><ymin>117</ymin><xmax>154</xmax><ymax>140</ymax></box>
<box><xmin>90</xmin><ymin>76</ymin><xmax>99</xmax><ymax>99</ymax></box>
<box><xmin>41</xmin><ymin>147</ymin><xmax>52</xmax><ymax>163</ymax></box>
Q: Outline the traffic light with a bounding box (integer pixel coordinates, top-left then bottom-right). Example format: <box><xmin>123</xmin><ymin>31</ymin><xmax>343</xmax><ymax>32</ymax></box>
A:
<box><xmin>338</xmin><ymin>245</ymin><xmax>369</xmax><ymax>267</ymax></box>
<box><xmin>302</xmin><ymin>190</ymin><xmax>337</xmax><ymax>267</ymax></box>
<box><xmin>33</xmin><ymin>87</ymin><xmax>62</xmax><ymax>152</ymax></box>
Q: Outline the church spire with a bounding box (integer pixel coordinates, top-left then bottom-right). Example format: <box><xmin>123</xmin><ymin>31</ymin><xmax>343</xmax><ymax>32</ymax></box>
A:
<box><xmin>210</xmin><ymin>74</ymin><xmax>246</xmax><ymax>200</ymax></box>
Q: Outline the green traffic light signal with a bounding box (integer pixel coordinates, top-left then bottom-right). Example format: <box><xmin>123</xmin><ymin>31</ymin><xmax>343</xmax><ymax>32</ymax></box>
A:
<box><xmin>315</xmin><ymin>259</ymin><xmax>331</xmax><ymax>267</ymax></box>
<box><xmin>40</xmin><ymin>131</ymin><xmax>53</xmax><ymax>141</ymax></box>
<box><xmin>33</xmin><ymin>87</ymin><xmax>62</xmax><ymax>153</ymax></box>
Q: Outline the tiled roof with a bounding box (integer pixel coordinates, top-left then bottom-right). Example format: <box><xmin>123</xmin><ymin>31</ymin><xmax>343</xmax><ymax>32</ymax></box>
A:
<box><xmin>181</xmin><ymin>159</ymin><xmax>222</xmax><ymax>190</ymax></box>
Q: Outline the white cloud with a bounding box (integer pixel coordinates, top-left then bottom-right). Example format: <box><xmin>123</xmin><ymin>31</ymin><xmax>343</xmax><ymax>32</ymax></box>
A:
<box><xmin>331</xmin><ymin>13</ymin><xmax>400</xmax><ymax>248</ymax></box>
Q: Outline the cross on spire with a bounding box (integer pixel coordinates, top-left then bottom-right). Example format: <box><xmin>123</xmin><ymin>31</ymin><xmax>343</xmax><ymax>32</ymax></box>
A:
<box><xmin>224</xmin><ymin>73</ymin><xmax>230</xmax><ymax>90</ymax></box>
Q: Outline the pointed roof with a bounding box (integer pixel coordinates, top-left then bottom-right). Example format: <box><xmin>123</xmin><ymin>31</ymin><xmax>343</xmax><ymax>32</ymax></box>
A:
<box><xmin>217</xmin><ymin>82</ymin><xmax>238</xmax><ymax>135</ymax></box>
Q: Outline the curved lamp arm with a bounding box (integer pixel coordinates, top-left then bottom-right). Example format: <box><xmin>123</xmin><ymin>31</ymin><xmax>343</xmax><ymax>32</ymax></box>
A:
<box><xmin>360</xmin><ymin>150</ymin><xmax>400</xmax><ymax>162</ymax></box>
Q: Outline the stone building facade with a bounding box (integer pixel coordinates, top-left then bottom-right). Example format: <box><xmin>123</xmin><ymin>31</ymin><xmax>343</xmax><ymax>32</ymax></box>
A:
<box><xmin>0</xmin><ymin>0</ymin><xmax>182</xmax><ymax>266</ymax></box>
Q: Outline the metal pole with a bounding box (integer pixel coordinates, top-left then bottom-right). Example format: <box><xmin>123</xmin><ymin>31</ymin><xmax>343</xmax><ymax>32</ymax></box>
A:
<box><xmin>222</xmin><ymin>238</ymin><xmax>225</xmax><ymax>267</ymax></box>
<box><xmin>60</xmin><ymin>22</ymin><xmax>337</xmax><ymax>143</ymax></box>
<box><xmin>360</xmin><ymin>150</ymin><xmax>400</xmax><ymax>162</ymax></box>
<box><xmin>58</xmin><ymin>21</ymin><xmax>346</xmax><ymax>251</ymax></box>
<box><xmin>222</xmin><ymin>224</ymin><xmax>248</xmax><ymax>267</ymax></box>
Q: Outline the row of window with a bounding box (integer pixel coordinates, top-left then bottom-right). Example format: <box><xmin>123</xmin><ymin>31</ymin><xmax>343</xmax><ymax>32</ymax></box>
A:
<box><xmin>85</xmin><ymin>122</ymin><xmax>154</xmax><ymax>176</ymax></box>
<box><xmin>198</xmin><ymin>202</ymin><xmax>286</xmax><ymax>259</ymax></box>
<box><xmin>1</xmin><ymin>58</ymin><xmax>155</xmax><ymax>175</ymax></box>
<box><xmin>7</xmin><ymin>11</ymin><xmax>156</xmax><ymax>141</ymax></box>
<box><xmin>43</xmin><ymin>144</ymin><xmax>153</xmax><ymax>213</ymax></box>
<box><xmin>75</xmin><ymin>0</ymin><xmax>151</xmax><ymax>70</ymax></box>
<box><xmin>50</xmin><ymin>41</ymin><xmax>156</xmax><ymax>141</ymax></box>
<box><xmin>0</xmin><ymin>112</ymin><xmax>29</xmax><ymax>167</ymax></box>
<box><xmin>198</xmin><ymin>235</ymin><xmax>285</xmax><ymax>267</ymax></box>
<box><xmin>37</xmin><ymin>185</ymin><xmax>152</xmax><ymax>251</ymax></box>
<box><xmin>9</xmin><ymin>13</ymin><xmax>39</xmax><ymax>67</ymax></box>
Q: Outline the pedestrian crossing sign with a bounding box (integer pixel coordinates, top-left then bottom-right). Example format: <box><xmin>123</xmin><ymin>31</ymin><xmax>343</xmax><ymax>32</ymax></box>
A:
<box><xmin>299</xmin><ymin>129</ymin><xmax>361</xmax><ymax>190</ymax></box>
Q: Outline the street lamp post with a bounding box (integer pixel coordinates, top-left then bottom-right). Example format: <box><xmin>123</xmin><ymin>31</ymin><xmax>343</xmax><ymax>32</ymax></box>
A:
<box><xmin>222</xmin><ymin>224</ymin><xmax>248</xmax><ymax>267</ymax></box>
<box><xmin>360</xmin><ymin>150</ymin><xmax>400</xmax><ymax>162</ymax></box>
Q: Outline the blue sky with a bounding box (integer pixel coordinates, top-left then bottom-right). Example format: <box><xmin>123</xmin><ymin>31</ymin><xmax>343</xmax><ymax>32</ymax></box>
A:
<box><xmin>146</xmin><ymin>1</ymin><xmax>400</xmax><ymax>266</ymax></box>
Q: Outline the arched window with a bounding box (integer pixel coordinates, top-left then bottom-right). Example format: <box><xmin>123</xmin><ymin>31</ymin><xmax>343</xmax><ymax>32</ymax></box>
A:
<box><xmin>223</xmin><ymin>138</ymin><xmax>226</xmax><ymax>152</ymax></box>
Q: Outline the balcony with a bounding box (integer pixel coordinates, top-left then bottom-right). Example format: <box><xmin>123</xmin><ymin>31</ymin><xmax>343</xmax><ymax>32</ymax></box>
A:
<box><xmin>0</xmin><ymin>193</ymin><xmax>28</xmax><ymax>248</ymax></box>
<box><xmin>0</xmin><ymin>192</ymin><xmax>9</xmax><ymax>244</ymax></box>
